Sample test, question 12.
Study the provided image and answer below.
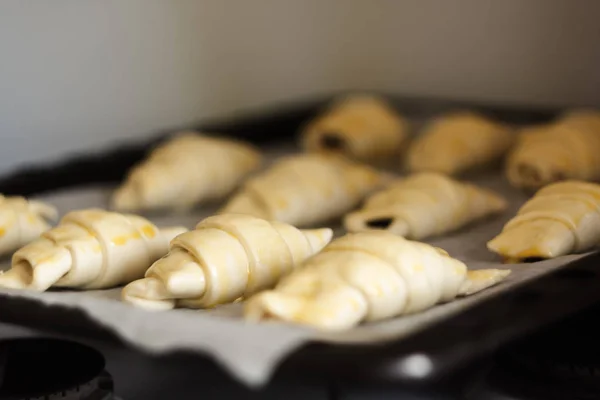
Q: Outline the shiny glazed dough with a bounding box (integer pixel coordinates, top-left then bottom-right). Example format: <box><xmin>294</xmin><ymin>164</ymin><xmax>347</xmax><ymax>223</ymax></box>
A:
<box><xmin>0</xmin><ymin>196</ymin><xmax>57</xmax><ymax>257</ymax></box>
<box><xmin>121</xmin><ymin>213</ymin><xmax>333</xmax><ymax>310</ymax></box>
<box><xmin>0</xmin><ymin>209</ymin><xmax>186</xmax><ymax>291</ymax></box>
<box><xmin>300</xmin><ymin>95</ymin><xmax>409</xmax><ymax>164</ymax></box>
<box><xmin>111</xmin><ymin>132</ymin><xmax>262</xmax><ymax>212</ymax></box>
<box><xmin>245</xmin><ymin>231</ymin><xmax>510</xmax><ymax>330</ymax></box>
<box><xmin>344</xmin><ymin>172</ymin><xmax>507</xmax><ymax>239</ymax></box>
<box><xmin>219</xmin><ymin>154</ymin><xmax>390</xmax><ymax>227</ymax></box>
<box><xmin>506</xmin><ymin>110</ymin><xmax>600</xmax><ymax>190</ymax></box>
<box><xmin>488</xmin><ymin>180</ymin><xmax>600</xmax><ymax>261</ymax></box>
<box><xmin>406</xmin><ymin>111</ymin><xmax>514</xmax><ymax>176</ymax></box>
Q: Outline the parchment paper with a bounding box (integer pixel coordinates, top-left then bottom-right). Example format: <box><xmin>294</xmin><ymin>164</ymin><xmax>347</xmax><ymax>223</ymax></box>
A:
<box><xmin>0</xmin><ymin>146</ymin><xmax>591</xmax><ymax>387</ymax></box>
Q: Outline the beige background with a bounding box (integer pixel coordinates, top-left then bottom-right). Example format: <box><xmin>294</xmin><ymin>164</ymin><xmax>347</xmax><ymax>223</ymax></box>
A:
<box><xmin>0</xmin><ymin>0</ymin><xmax>599</xmax><ymax>173</ymax></box>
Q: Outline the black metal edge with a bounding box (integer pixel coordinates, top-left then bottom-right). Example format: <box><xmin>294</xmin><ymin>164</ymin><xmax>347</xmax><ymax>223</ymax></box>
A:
<box><xmin>0</xmin><ymin>252</ymin><xmax>599</xmax><ymax>387</ymax></box>
<box><xmin>0</xmin><ymin>92</ymin><xmax>564</xmax><ymax>196</ymax></box>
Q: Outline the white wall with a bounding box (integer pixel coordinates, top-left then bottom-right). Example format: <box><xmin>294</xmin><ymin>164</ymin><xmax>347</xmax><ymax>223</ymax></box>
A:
<box><xmin>1</xmin><ymin>0</ymin><xmax>599</xmax><ymax>173</ymax></box>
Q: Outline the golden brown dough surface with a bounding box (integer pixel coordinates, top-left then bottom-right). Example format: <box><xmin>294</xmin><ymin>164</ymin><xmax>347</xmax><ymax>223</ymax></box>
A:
<box><xmin>506</xmin><ymin>110</ymin><xmax>600</xmax><ymax>190</ymax></box>
<box><xmin>220</xmin><ymin>154</ymin><xmax>390</xmax><ymax>227</ymax></box>
<box><xmin>0</xmin><ymin>195</ymin><xmax>57</xmax><ymax>257</ymax></box>
<box><xmin>122</xmin><ymin>213</ymin><xmax>333</xmax><ymax>310</ymax></box>
<box><xmin>245</xmin><ymin>231</ymin><xmax>510</xmax><ymax>330</ymax></box>
<box><xmin>0</xmin><ymin>208</ymin><xmax>185</xmax><ymax>292</ymax></box>
<box><xmin>344</xmin><ymin>172</ymin><xmax>506</xmax><ymax>239</ymax></box>
<box><xmin>488</xmin><ymin>180</ymin><xmax>600</xmax><ymax>261</ymax></box>
<box><xmin>301</xmin><ymin>95</ymin><xmax>409</xmax><ymax>165</ymax></box>
<box><xmin>406</xmin><ymin>111</ymin><xmax>514</xmax><ymax>176</ymax></box>
<box><xmin>112</xmin><ymin>132</ymin><xmax>261</xmax><ymax>212</ymax></box>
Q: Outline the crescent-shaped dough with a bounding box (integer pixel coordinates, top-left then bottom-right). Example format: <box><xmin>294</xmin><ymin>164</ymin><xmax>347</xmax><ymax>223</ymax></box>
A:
<box><xmin>506</xmin><ymin>110</ymin><xmax>600</xmax><ymax>190</ymax></box>
<box><xmin>121</xmin><ymin>213</ymin><xmax>333</xmax><ymax>310</ymax></box>
<box><xmin>0</xmin><ymin>196</ymin><xmax>57</xmax><ymax>257</ymax></box>
<box><xmin>0</xmin><ymin>209</ymin><xmax>186</xmax><ymax>292</ymax></box>
<box><xmin>219</xmin><ymin>154</ymin><xmax>390</xmax><ymax>227</ymax></box>
<box><xmin>111</xmin><ymin>132</ymin><xmax>262</xmax><ymax>212</ymax></box>
<box><xmin>344</xmin><ymin>173</ymin><xmax>507</xmax><ymax>239</ymax></box>
<box><xmin>245</xmin><ymin>231</ymin><xmax>510</xmax><ymax>330</ymax></box>
<box><xmin>300</xmin><ymin>95</ymin><xmax>409</xmax><ymax>165</ymax></box>
<box><xmin>406</xmin><ymin>111</ymin><xmax>514</xmax><ymax>176</ymax></box>
<box><xmin>487</xmin><ymin>180</ymin><xmax>600</xmax><ymax>261</ymax></box>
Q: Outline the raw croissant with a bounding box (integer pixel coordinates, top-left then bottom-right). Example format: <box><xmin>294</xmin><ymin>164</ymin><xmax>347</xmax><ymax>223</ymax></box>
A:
<box><xmin>300</xmin><ymin>95</ymin><xmax>409</xmax><ymax>164</ymax></box>
<box><xmin>406</xmin><ymin>111</ymin><xmax>514</xmax><ymax>176</ymax></box>
<box><xmin>219</xmin><ymin>154</ymin><xmax>390</xmax><ymax>227</ymax></box>
<box><xmin>0</xmin><ymin>196</ymin><xmax>57</xmax><ymax>257</ymax></box>
<box><xmin>121</xmin><ymin>213</ymin><xmax>333</xmax><ymax>310</ymax></box>
<box><xmin>245</xmin><ymin>231</ymin><xmax>510</xmax><ymax>330</ymax></box>
<box><xmin>111</xmin><ymin>132</ymin><xmax>262</xmax><ymax>212</ymax></box>
<box><xmin>0</xmin><ymin>209</ymin><xmax>186</xmax><ymax>292</ymax></box>
<box><xmin>506</xmin><ymin>110</ymin><xmax>600</xmax><ymax>190</ymax></box>
<box><xmin>488</xmin><ymin>180</ymin><xmax>600</xmax><ymax>261</ymax></box>
<box><xmin>344</xmin><ymin>172</ymin><xmax>507</xmax><ymax>239</ymax></box>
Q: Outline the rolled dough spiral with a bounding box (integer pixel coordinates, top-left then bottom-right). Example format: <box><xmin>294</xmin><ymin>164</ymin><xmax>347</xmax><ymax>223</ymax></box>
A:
<box><xmin>344</xmin><ymin>172</ymin><xmax>507</xmax><ymax>239</ymax></box>
<box><xmin>506</xmin><ymin>110</ymin><xmax>600</xmax><ymax>190</ymax></box>
<box><xmin>488</xmin><ymin>180</ymin><xmax>600</xmax><ymax>261</ymax></box>
<box><xmin>0</xmin><ymin>208</ymin><xmax>186</xmax><ymax>291</ymax></box>
<box><xmin>122</xmin><ymin>213</ymin><xmax>333</xmax><ymax>310</ymax></box>
<box><xmin>220</xmin><ymin>154</ymin><xmax>390</xmax><ymax>227</ymax></box>
<box><xmin>112</xmin><ymin>132</ymin><xmax>262</xmax><ymax>212</ymax></box>
<box><xmin>0</xmin><ymin>195</ymin><xmax>57</xmax><ymax>257</ymax></box>
<box><xmin>245</xmin><ymin>231</ymin><xmax>510</xmax><ymax>330</ymax></box>
<box><xmin>406</xmin><ymin>111</ymin><xmax>514</xmax><ymax>176</ymax></box>
<box><xmin>300</xmin><ymin>95</ymin><xmax>409</xmax><ymax>165</ymax></box>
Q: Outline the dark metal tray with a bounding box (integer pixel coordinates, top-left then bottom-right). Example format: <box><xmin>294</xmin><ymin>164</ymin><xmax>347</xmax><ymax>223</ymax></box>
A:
<box><xmin>0</xmin><ymin>93</ymin><xmax>598</xmax><ymax>388</ymax></box>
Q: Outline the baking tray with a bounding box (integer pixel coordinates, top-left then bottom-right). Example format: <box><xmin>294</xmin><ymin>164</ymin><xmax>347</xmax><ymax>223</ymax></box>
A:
<box><xmin>1</xmin><ymin>93</ymin><xmax>599</xmax><ymax>388</ymax></box>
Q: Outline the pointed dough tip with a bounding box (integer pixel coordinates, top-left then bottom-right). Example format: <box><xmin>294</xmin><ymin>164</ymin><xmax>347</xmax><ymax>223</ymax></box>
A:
<box><xmin>302</xmin><ymin>228</ymin><xmax>334</xmax><ymax>253</ymax></box>
<box><xmin>486</xmin><ymin>231</ymin><xmax>533</xmax><ymax>258</ymax></box>
<box><xmin>459</xmin><ymin>269</ymin><xmax>511</xmax><ymax>296</ymax></box>
<box><xmin>121</xmin><ymin>293</ymin><xmax>176</xmax><ymax>311</ymax></box>
<box><xmin>245</xmin><ymin>288</ymin><xmax>365</xmax><ymax>331</ymax></box>
<box><xmin>29</xmin><ymin>200</ymin><xmax>59</xmax><ymax>221</ymax></box>
<box><xmin>244</xmin><ymin>291</ymin><xmax>288</xmax><ymax>322</ymax></box>
<box><xmin>111</xmin><ymin>186</ymin><xmax>137</xmax><ymax>212</ymax></box>
<box><xmin>0</xmin><ymin>254</ymin><xmax>72</xmax><ymax>292</ymax></box>
<box><xmin>487</xmin><ymin>227</ymin><xmax>559</xmax><ymax>260</ymax></box>
<box><xmin>0</xmin><ymin>268</ymin><xmax>30</xmax><ymax>291</ymax></box>
<box><xmin>121</xmin><ymin>277</ymin><xmax>176</xmax><ymax>311</ymax></box>
<box><xmin>490</xmin><ymin>193</ymin><xmax>509</xmax><ymax>212</ymax></box>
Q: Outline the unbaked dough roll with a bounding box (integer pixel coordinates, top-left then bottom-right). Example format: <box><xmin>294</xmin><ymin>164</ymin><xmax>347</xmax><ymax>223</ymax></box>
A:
<box><xmin>506</xmin><ymin>110</ymin><xmax>600</xmax><ymax>190</ymax></box>
<box><xmin>0</xmin><ymin>209</ymin><xmax>186</xmax><ymax>292</ymax></box>
<box><xmin>0</xmin><ymin>195</ymin><xmax>57</xmax><ymax>257</ymax></box>
<box><xmin>245</xmin><ymin>231</ymin><xmax>510</xmax><ymax>330</ymax></box>
<box><xmin>488</xmin><ymin>180</ymin><xmax>600</xmax><ymax>261</ymax></box>
<box><xmin>111</xmin><ymin>132</ymin><xmax>262</xmax><ymax>212</ymax></box>
<box><xmin>220</xmin><ymin>154</ymin><xmax>390</xmax><ymax>227</ymax></box>
<box><xmin>406</xmin><ymin>111</ymin><xmax>514</xmax><ymax>176</ymax></box>
<box><xmin>122</xmin><ymin>213</ymin><xmax>333</xmax><ymax>310</ymax></box>
<box><xmin>300</xmin><ymin>95</ymin><xmax>409</xmax><ymax>164</ymax></box>
<box><xmin>344</xmin><ymin>172</ymin><xmax>506</xmax><ymax>239</ymax></box>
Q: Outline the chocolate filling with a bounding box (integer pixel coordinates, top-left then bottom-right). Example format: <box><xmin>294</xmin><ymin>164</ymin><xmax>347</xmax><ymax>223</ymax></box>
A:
<box><xmin>365</xmin><ymin>217</ymin><xmax>394</xmax><ymax>229</ymax></box>
<box><xmin>517</xmin><ymin>164</ymin><xmax>542</xmax><ymax>184</ymax></box>
<box><xmin>320</xmin><ymin>133</ymin><xmax>346</xmax><ymax>151</ymax></box>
